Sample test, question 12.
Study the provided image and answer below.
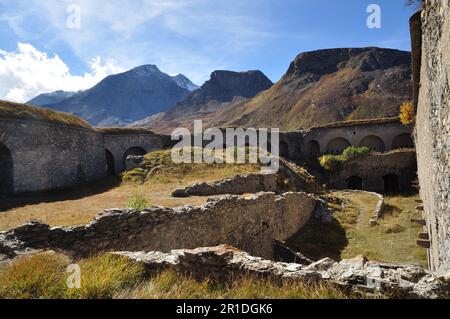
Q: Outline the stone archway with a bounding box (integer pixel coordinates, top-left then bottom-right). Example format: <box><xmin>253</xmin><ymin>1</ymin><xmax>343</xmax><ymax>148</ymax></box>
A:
<box><xmin>347</xmin><ymin>176</ymin><xmax>363</xmax><ymax>190</ymax></box>
<box><xmin>359</xmin><ymin>135</ymin><xmax>385</xmax><ymax>152</ymax></box>
<box><xmin>105</xmin><ymin>149</ymin><xmax>115</xmax><ymax>175</ymax></box>
<box><xmin>123</xmin><ymin>147</ymin><xmax>147</xmax><ymax>170</ymax></box>
<box><xmin>308</xmin><ymin>140</ymin><xmax>320</xmax><ymax>157</ymax></box>
<box><xmin>383</xmin><ymin>174</ymin><xmax>399</xmax><ymax>193</ymax></box>
<box><xmin>326</xmin><ymin>138</ymin><xmax>351</xmax><ymax>154</ymax></box>
<box><xmin>392</xmin><ymin>134</ymin><xmax>414</xmax><ymax>149</ymax></box>
<box><xmin>0</xmin><ymin>142</ymin><xmax>13</xmax><ymax>198</ymax></box>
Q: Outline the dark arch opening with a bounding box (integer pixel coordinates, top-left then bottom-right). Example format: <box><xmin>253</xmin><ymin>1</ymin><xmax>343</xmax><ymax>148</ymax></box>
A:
<box><xmin>347</xmin><ymin>176</ymin><xmax>363</xmax><ymax>190</ymax></box>
<box><xmin>0</xmin><ymin>142</ymin><xmax>13</xmax><ymax>198</ymax></box>
<box><xmin>392</xmin><ymin>134</ymin><xmax>414</xmax><ymax>150</ymax></box>
<box><xmin>105</xmin><ymin>149</ymin><xmax>115</xmax><ymax>175</ymax></box>
<box><xmin>308</xmin><ymin>140</ymin><xmax>320</xmax><ymax>157</ymax></box>
<box><xmin>123</xmin><ymin>147</ymin><xmax>146</xmax><ymax>170</ymax></box>
<box><xmin>359</xmin><ymin>135</ymin><xmax>385</xmax><ymax>152</ymax></box>
<box><xmin>279</xmin><ymin>141</ymin><xmax>289</xmax><ymax>158</ymax></box>
<box><xmin>326</xmin><ymin>137</ymin><xmax>351</xmax><ymax>154</ymax></box>
<box><xmin>383</xmin><ymin>174</ymin><xmax>399</xmax><ymax>193</ymax></box>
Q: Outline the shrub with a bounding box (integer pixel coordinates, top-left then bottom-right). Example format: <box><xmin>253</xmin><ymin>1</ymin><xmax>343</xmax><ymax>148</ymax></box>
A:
<box><xmin>342</xmin><ymin>146</ymin><xmax>370</xmax><ymax>159</ymax></box>
<box><xmin>399</xmin><ymin>101</ymin><xmax>415</xmax><ymax>125</ymax></box>
<box><xmin>127</xmin><ymin>191</ymin><xmax>149</xmax><ymax>210</ymax></box>
<box><xmin>319</xmin><ymin>147</ymin><xmax>370</xmax><ymax>171</ymax></box>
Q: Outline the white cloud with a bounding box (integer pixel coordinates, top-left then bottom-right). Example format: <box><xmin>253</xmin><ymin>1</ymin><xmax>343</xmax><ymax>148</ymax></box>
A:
<box><xmin>0</xmin><ymin>43</ymin><xmax>123</xmax><ymax>102</ymax></box>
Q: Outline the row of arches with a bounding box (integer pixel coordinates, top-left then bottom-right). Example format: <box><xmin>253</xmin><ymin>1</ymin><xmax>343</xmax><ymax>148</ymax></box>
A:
<box><xmin>346</xmin><ymin>174</ymin><xmax>400</xmax><ymax>193</ymax></box>
<box><xmin>308</xmin><ymin>133</ymin><xmax>414</xmax><ymax>156</ymax></box>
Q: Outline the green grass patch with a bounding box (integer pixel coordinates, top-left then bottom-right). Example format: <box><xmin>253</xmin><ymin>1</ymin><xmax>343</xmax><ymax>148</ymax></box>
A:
<box><xmin>319</xmin><ymin>146</ymin><xmax>370</xmax><ymax>171</ymax></box>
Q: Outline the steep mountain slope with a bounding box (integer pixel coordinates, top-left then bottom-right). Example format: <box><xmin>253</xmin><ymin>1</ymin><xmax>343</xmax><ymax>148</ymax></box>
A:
<box><xmin>36</xmin><ymin>65</ymin><xmax>194</xmax><ymax>126</ymax></box>
<box><xmin>144</xmin><ymin>47</ymin><xmax>412</xmax><ymax>133</ymax></box>
<box><xmin>138</xmin><ymin>70</ymin><xmax>273</xmax><ymax>132</ymax></box>
<box><xmin>27</xmin><ymin>90</ymin><xmax>79</xmax><ymax>106</ymax></box>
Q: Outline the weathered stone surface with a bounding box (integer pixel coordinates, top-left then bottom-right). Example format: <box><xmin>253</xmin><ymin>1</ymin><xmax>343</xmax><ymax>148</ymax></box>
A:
<box><xmin>415</xmin><ymin>0</ymin><xmax>450</xmax><ymax>275</ymax></box>
<box><xmin>0</xmin><ymin>192</ymin><xmax>317</xmax><ymax>260</ymax></box>
<box><xmin>172</xmin><ymin>160</ymin><xmax>319</xmax><ymax>198</ymax></box>
<box><xmin>114</xmin><ymin>245</ymin><xmax>449</xmax><ymax>299</ymax></box>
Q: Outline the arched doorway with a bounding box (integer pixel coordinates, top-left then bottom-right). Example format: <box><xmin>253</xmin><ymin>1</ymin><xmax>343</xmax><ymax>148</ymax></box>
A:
<box><xmin>0</xmin><ymin>142</ymin><xmax>13</xmax><ymax>198</ymax></box>
<box><xmin>347</xmin><ymin>176</ymin><xmax>363</xmax><ymax>190</ymax></box>
<box><xmin>279</xmin><ymin>141</ymin><xmax>289</xmax><ymax>158</ymax></box>
<box><xmin>359</xmin><ymin>135</ymin><xmax>385</xmax><ymax>152</ymax></box>
<box><xmin>308</xmin><ymin>140</ymin><xmax>320</xmax><ymax>157</ymax></box>
<box><xmin>326</xmin><ymin>138</ymin><xmax>351</xmax><ymax>154</ymax></box>
<box><xmin>123</xmin><ymin>147</ymin><xmax>146</xmax><ymax>170</ymax></box>
<box><xmin>105</xmin><ymin>149</ymin><xmax>115</xmax><ymax>175</ymax></box>
<box><xmin>392</xmin><ymin>134</ymin><xmax>414</xmax><ymax>149</ymax></box>
<box><xmin>383</xmin><ymin>174</ymin><xmax>399</xmax><ymax>193</ymax></box>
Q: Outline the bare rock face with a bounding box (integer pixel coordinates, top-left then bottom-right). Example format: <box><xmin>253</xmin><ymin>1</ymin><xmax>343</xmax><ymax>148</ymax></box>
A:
<box><xmin>114</xmin><ymin>245</ymin><xmax>449</xmax><ymax>299</ymax></box>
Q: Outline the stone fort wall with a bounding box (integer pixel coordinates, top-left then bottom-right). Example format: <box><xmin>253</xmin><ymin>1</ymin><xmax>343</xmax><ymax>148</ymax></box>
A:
<box><xmin>0</xmin><ymin>118</ymin><xmax>171</xmax><ymax>197</ymax></box>
<box><xmin>415</xmin><ymin>1</ymin><xmax>450</xmax><ymax>275</ymax></box>
<box><xmin>1</xmin><ymin>192</ymin><xmax>317</xmax><ymax>260</ymax></box>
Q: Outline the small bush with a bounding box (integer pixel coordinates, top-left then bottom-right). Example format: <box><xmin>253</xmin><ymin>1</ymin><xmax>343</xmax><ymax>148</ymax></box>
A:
<box><xmin>399</xmin><ymin>101</ymin><xmax>415</xmax><ymax>125</ymax></box>
<box><xmin>127</xmin><ymin>191</ymin><xmax>149</xmax><ymax>210</ymax></box>
<box><xmin>319</xmin><ymin>146</ymin><xmax>370</xmax><ymax>171</ymax></box>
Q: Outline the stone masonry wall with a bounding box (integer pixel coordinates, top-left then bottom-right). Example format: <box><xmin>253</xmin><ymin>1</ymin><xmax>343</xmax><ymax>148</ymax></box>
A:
<box><xmin>329</xmin><ymin>150</ymin><xmax>417</xmax><ymax>193</ymax></box>
<box><xmin>0</xmin><ymin>118</ymin><xmax>106</xmax><ymax>195</ymax></box>
<box><xmin>415</xmin><ymin>1</ymin><xmax>450</xmax><ymax>274</ymax></box>
<box><xmin>1</xmin><ymin>192</ymin><xmax>317</xmax><ymax>259</ymax></box>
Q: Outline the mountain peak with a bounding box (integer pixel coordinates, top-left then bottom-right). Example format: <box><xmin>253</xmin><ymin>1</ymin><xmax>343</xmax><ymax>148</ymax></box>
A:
<box><xmin>129</xmin><ymin>64</ymin><xmax>162</xmax><ymax>75</ymax></box>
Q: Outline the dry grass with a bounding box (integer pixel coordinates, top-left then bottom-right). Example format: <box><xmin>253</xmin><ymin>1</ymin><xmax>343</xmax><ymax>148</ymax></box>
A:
<box><xmin>0</xmin><ymin>150</ymin><xmax>260</xmax><ymax>231</ymax></box>
<box><xmin>0</xmin><ymin>100</ymin><xmax>92</xmax><ymax>129</ymax></box>
<box><xmin>288</xmin><ymin>191</ymin><xmax>427</xmax><ymax>266</ymax></box>
<box><xmin>95</xmin><ymin>127</ymin><xmax>155</xmax><ymax>135</ymax></box>
<box><xmin>0</xmin><ymin>252</ymin><xmax>372</xmax><ymax>299</ymax></box>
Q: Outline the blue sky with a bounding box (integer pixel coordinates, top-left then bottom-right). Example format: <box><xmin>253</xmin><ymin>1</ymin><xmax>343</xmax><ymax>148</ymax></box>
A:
<box><xmin>0</xmin><ymin>0</ymin><xmax>415</xmax><ymax>102</ymax></box>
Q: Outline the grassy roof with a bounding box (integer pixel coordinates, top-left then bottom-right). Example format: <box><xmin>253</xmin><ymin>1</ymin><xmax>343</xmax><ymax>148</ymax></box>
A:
<box><xmin>0</xmin><ymin>100</ymin><xmax>93</xmax><ymax>129</ymax></box>
<box><xmin>308</xmin><ymin>117</ymin><xmax>401</xmax><ymax>130</ymax></box>
<box><xmin>96</xmin><ymin>127</ymin><xmax>155</xmax><ymax>135</ymax></box>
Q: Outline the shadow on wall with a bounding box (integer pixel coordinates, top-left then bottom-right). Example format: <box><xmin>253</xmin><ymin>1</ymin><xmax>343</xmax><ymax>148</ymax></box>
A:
<box><xmin>286</xmin><ymin>216</ymin><xmax>348</xmax><ymax>262</ymax></box>
<box><xmin>0</xmin><ymin>176</ymin><xmax>121</xmax><ymax>212</ymax></box>
<box><xmin>0</xmin><ymin>142</ymin><xmax>13</xmax><ymax>198</ymax></box>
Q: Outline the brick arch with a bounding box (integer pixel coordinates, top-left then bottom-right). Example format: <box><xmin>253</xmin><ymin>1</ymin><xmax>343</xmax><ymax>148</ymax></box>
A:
<box><xmin>359</xmin><ymin>135</ymin><xmax>386</xmax><ymax>152</ymax></box>
<box><xmin>326</xmin><ymin>137</ymin><xmax>351</xmax><ymax>154</ymax></box>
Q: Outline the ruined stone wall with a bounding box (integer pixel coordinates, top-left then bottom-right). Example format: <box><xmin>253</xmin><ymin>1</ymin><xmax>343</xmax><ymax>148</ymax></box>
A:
<box><xmin>0</xmin><ymin>118</ymin><xmax>106</xmax><ymax>195</ymax></box>
<box><xmin>329</xmin><ymin>150</ymin><xmax>417</xmax><ymax>193</ymax></box>
<box><xmin>1</xmin><ymin>192</ymin><xmax>316</xmax><ymax>259</ymax></box>
<box><xmin>415</xmin><ymin>1</ymin><xmax>450</xmax><ymax>274</ymax></box>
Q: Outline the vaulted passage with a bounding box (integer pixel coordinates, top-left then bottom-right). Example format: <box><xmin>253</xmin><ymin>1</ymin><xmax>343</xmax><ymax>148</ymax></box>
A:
<box><xmin>326</xmin><ymin>138</ymin><xmax>351</xmax><ymax>154</ymax></box>
<box><xmin>105</xmin><ymin>149</ymin><xmax>115</xmax><ymax>175</ymax></box>
<box><xmin>347</xmin><ymin>176</ymin><xmax>363</xmax><ymax>190</ymax></box>
<box><xmin>359</xmin><ymin>135</ymin><xmax>385</xmax><ymax>152</ymax></box>
<box><xmin>308</xmin><ymin>140</ymin><xmax>320</xmax><ymax>157</ymax></box>
<box><xmin>0</xmin><ymin>142</ymin><xmax>13</xmax><ymax>198</ymax></box>
<box><xmin>392</xmin><ymin>134</ymin><xmax>414</xmax><ymax>149</ymax></box>
<box><xmin>383</xmin><ymin>174</ymin><xmax>399</xmax><ymax>193</ymax></box>
<box><xmin>123</xmin><ymin>147</ymin><xmax>147</xmax><ymax>170</ymax></box>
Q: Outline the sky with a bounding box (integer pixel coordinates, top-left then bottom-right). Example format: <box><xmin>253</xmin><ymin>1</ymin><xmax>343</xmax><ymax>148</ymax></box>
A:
<box><xmin>0</xmin><ymin>0</ymin><xmax>416</xmax><ymax>102</ymax></box>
